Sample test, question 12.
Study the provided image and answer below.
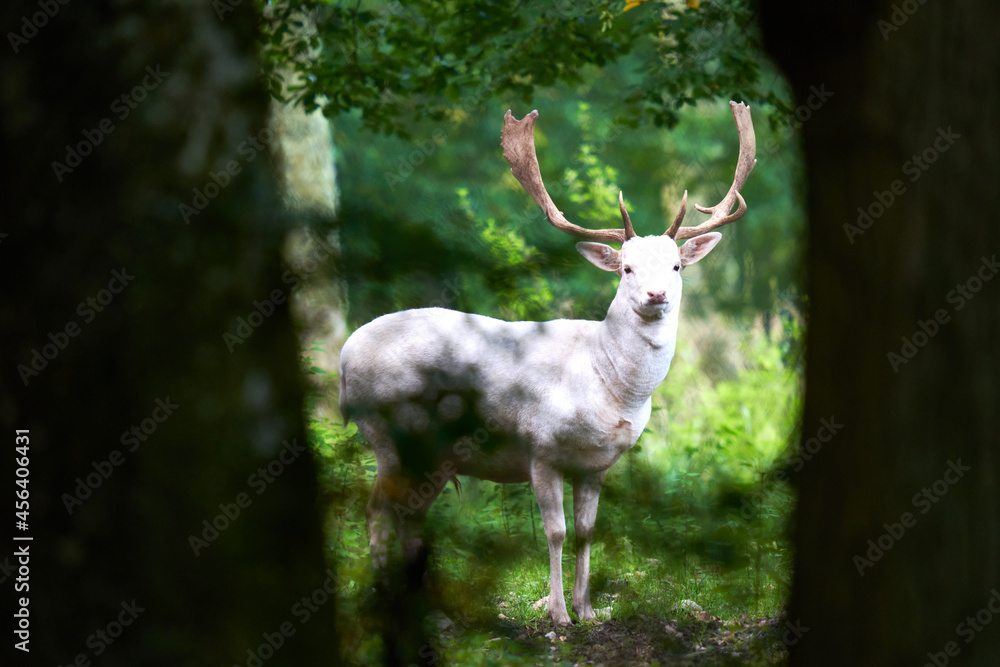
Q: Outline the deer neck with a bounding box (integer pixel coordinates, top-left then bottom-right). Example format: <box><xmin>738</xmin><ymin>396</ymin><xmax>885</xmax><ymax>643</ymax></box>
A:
<box><xmin>593</xmin><ymin>290</ymin><xmax>679</xmax><ymax>412</ymax></box>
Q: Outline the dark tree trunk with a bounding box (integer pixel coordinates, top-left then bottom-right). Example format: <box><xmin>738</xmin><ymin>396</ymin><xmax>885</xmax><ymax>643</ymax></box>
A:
<box><xmin>1</xmin><ymin>1</ymin><xmax>337</xmax><ymax>664</ymax></box>
<box><xmin>761</xmin><ymin>1</ymin><xmax>1000</xmax><ymax>665</ymax></box>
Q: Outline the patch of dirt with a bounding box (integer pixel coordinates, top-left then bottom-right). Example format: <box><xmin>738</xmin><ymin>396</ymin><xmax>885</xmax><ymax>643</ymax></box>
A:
<box><xmin>503</xmin><ymin>613</ymin><xmax>789</xmax><ymax>666</ymax></box>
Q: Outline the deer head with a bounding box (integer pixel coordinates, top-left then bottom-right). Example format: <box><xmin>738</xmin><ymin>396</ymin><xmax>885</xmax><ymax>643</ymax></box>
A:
<box><xmin>501</xmin><ymin>101</ymin><xmax>757</xmax><ymax>318</ymax></box>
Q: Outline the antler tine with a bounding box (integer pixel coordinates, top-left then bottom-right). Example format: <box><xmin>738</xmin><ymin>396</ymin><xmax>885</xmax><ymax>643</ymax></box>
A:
<box><xmin>618</xmin><ymin>191</ymin><xmax>637</xmax><ymax>240</ymax></box>
<box><xmin>670</xmin><ymin>101</ymin><xmax>757</xmax><ymax>241</ymax></box>
<box><xmin>502</xmin><ymin>110</ymin><xmax>631</xmax><ymax>244</ymax></box>
<box><xmin>664</xmin><ymin>190</ymin><xmax>687</xmax><ymax>239</ymax></box>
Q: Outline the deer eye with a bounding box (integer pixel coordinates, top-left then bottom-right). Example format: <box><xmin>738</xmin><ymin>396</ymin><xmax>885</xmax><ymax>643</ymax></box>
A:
<box><xmin>673</xmin><ymin>263</ymin><xmax>681</xmax><ymax>272</ymax></box>
<box><xmin>623</xmin><ymin>266</ymin><xmax>633</xmax><ymax>274</ymax></box>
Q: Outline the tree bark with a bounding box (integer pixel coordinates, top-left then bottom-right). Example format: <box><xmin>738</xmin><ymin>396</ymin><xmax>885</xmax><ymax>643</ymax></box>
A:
<box><xmin>1</xmin><ymin>1</ymin><xmax>337</xmax><ymax>663</ymax></box>
<box><xmin>761</xmin><ymin>2</ymin><xmax>1000</xmax><ymax>664</ymax></box>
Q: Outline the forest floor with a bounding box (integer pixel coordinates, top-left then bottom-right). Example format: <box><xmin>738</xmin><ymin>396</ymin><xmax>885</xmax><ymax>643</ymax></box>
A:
<box><xmin>313</xmin><ymin>378</ymin><xmax>796</xmax><ymax>665</ymax></box>
<box><xmin>428</xmin><ymin>605</ymin><xmax>791</xmax><ymax>666</ymax></box>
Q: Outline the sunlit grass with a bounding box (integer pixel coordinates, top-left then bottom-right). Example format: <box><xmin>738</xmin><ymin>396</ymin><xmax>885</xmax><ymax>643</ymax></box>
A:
<box><xmin>306</xmin><ymin>313</ymin><xmax>800</xmax><ymax>665</ymax></box>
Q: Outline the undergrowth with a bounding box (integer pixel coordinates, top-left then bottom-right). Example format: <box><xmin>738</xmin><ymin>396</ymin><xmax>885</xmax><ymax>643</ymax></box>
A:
<box><xmin>304</xmin><ymin>311</ymin><xmax>801</xmax><ymax>665</ymax></box>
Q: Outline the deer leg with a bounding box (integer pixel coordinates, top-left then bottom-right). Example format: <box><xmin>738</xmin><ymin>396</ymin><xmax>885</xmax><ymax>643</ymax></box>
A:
<box><xmin>361</xmin><ymin>419</ymin><xmax>405</xmax><ymax>574</ymax></box>
<box><xmin>366</xmin><ymin>473</ymin><xmax>396</xmax><ymax>573</ymax></box>
<box><xmin>530</xmin><ymin>460</ymin><xmax>570</xmax><ymax>626</ymax></box>
<box><xmin>394</xmin><ymin>474</ymin><xmax>445</xmax><ymax>564</ymax></box>
<box><xmin>571</xmin><ymin>470</ymin><xmax>607</xmax><ymax>622</ymax></box>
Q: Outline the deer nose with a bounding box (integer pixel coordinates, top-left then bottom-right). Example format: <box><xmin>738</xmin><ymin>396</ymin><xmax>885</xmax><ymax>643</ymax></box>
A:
<box><xmin>646</xmin><ymin>290</ymin><xmax>667</xmax><ymax>304</ymax></box>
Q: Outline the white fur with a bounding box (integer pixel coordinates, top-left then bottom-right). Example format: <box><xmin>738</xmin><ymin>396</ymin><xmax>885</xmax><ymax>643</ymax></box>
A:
<box><xmin>340</xmin><ymin>232</ymin><xmax>721</xmax><ymax>625</ymax></box>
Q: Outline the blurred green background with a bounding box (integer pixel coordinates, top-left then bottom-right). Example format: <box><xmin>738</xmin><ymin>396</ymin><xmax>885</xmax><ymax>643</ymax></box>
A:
<box><xmin>271</xmin><ymin>0</ymin><xmax>807</xmax><ymax>662</ymax></box>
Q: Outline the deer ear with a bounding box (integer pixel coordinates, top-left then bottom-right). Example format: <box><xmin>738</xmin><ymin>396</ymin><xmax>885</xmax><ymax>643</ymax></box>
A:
<box><xmin>576</xmin><ymin>242</ymin><xmax>622</xmax><ymax>274</ymax></box>
<box><xmin>678</xmin><ymin>232</ymin><xmax>722</xmax><ymax>266</ymax></box>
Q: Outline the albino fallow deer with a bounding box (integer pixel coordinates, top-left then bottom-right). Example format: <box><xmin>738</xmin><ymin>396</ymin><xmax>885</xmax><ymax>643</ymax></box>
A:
<box><xmin>339</xmin><ymin>101</ymin><xmax>756</xmax><ymax>626</ymax></box>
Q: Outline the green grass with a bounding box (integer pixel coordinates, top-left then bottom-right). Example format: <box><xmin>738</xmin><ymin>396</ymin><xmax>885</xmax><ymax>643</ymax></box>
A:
<box><xmin>305</xmin><ymin>313</ymin><xmax>800</xmax><ymax>665</ymax></box>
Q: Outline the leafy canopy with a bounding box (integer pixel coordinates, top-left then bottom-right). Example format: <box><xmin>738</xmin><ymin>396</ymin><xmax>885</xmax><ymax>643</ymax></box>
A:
<box><xmin>261</xmin><ymin>0</ymin><xmax>790</xmax><ymax>137</ymax></box>
<box><xmin>262</xmin><ymin>0</ymin><xmax>805</xmax><ymax>321</ymax></box>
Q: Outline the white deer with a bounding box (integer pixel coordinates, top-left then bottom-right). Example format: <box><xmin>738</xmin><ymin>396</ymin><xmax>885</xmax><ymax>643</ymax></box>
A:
<box><xmin>339</xmin><ymin>101</ymin><xmax>756</xmax><ymax>626</ymax></box>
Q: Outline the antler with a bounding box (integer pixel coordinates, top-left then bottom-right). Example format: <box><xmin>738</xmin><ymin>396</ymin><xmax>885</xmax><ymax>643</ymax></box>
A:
<box><xmin>666</xmin><ymin>101</ymin><xmax>757</xmax><ymax>240</ymax></box>
<box><xmin>502</xmin><ymin>109</ymin><xmax>636</xmax><ymax>244</ymax></box>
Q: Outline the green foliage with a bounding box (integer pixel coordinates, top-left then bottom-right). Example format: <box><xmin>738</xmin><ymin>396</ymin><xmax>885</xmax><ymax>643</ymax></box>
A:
<box><xmin>304</xmin><ymin>309</ymin><xmax>800</xmax><ymax>664</ymax></box>
<box><xmin>264</xmin><ymin>0</ymin><xmax>806</xmax><ymax>320</ymax></box>
<box><xmin>334</xmin><ymin>92</ymin><xmax>804</xmax><ymax>325</ymax></box>
<box><xmin>275</xmin><ymin>3</ymin><xmax>807</xmax><ymax>662</ymax></box>
<box><xmin>301</xmin><ymin>46</ymin><xmax>805</xmax><ymax>662</ymax></box>
<box><xmin>456</xmin><ymin>186</ymin><xmax>556</xmax><ymax>320</ymax></box>
<box><xmin>260</xmin><ymin>0</ymin><xmax>787</xmax><ymax>137</ymax></box>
